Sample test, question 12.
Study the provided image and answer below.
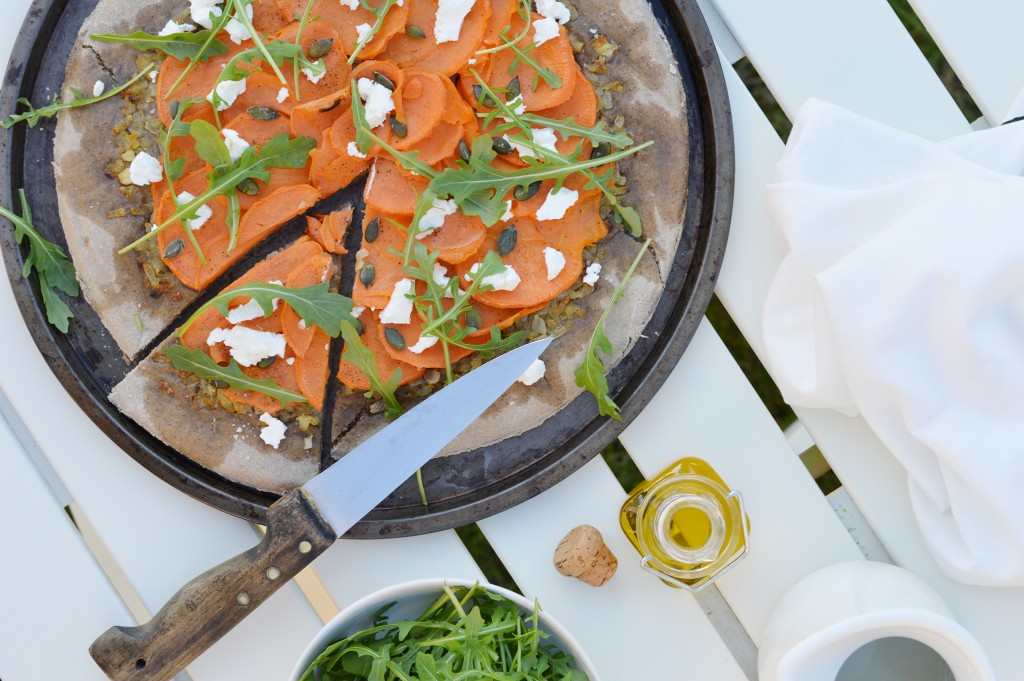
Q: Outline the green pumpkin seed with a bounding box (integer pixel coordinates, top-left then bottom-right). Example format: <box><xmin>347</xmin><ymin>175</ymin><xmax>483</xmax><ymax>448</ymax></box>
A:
<box><xmin>497</xmin><ymin>224</ymin><xmax>517</xmax><ymax>255</ymax></box>
<box><xmin>492</xmin><ymin>136</ymin><xmax>514</xmax><ymax>155</ymax></box>
<box><xmin>319</xmin><ymin>98</ymin><xmax>341</xmax><ymax>113</ymax></box>
<box><xmin>364</xmin><ymin>216</ymin><xmax>380</xmax><ymax>243</ymax></box>
<box><xmin>464</xmin><ymin>307</ymin><xmax>482</xmax><ymax>331</ymax></box>
<box><xmin>248</xmin><ymin>106</ymin><xmax>281</xmax><ymax>121</ymax></box>
<box><xmin>384</xmin><ymin>327</ymin><xmax>406</xmax><ymax>350</ymax></box>
<box><xmin>360</xmin><ymin>263</ymin><xmax>376</xmax><ymax>287</ymax></box>
<box><xmin>472</xmin><ymin>84</ymin><xmax>496</xmax><ymax>107</ymax></box>
<box><xmin>506</xmin><ymin>76</ymin><xmax>521</xmax><ymax>101</ymax></box>
<box><xmin>211</xmin><ymin>379</ymin><xmax>230</xmax><ymax>389</ymax></box>
<box><xmin>257</xmin><ymin>355</ymin><xmax>276</xmax><ymax>369</ymax></box>
<box><xmin>237</xmin><ymin>178</ymin><xmax>259</xmax><ymax>195</ymax></box>
<box><xmin>513</xmin><ymin>180</ymin><xmax>542</xmax><ymax>201</ymax></box>
<box><xmin>373</xmin><ymin>71</ymin><xmax>396</xmax><ymax>91</ymax></box>
<box><xmin>458</xmin><ymin>139</ymin><xmax>471</xmax><ymax>163</ymax></box>
<box><xmin>168</xmin><ymin>99</ymin><xmax>180</xmax><ymax>120</ymax></box>
<box><xmin>591</xmin><ymin>142</ymin><xmax>612</xmax><ymax>160</ymax></box>
<box><xmin>308</xmin><ymin>37</ymin><xmax>334</xmax><ymax>59</ymax></box>
<box><xmin>406</xmin><ymin>25</ymin><xmax>426</xmax><ymax>39</ymax></box>
<box><xmin>162</xmin><ymin>238</ymin><xmax>185</xmax><ymax>258</ymax></box>
<box><xmin>389</xmin><ymin>115</ymin><xmax>407</xmax><ymax>138</ymax></box>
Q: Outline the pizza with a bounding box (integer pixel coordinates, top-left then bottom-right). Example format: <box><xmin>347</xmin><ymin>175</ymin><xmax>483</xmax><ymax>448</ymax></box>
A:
<box><xmin>53</xmin><ymin>0</ymin><xmax>689</xmax><ymax>493</ymax></box>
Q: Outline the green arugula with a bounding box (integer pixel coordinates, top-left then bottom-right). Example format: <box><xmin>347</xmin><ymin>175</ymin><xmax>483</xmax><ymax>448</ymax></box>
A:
<box><xmin>90</xmin><ymin>29</ymin><xmax>229</xmax><ymax>62</ymax></box>
<box><xmin>575</xmin><ymin>237</ymin><xmax>651</xmax><ymax>420</ymax></box>
<box><xmin>208</xmin><ymin>38</ymin><xmax>302</xmax><ymax>123</ymax></box>
<box><xmin>292</xmin><ymin>0</ymin><xmax>319</xmax><ymax>101</ymax></box>
<box><xmin>501</xmin><ymin>25</ymin><xmax>561</xmax><ymax>90</ymax></box>
<box><xmin>166</xmin><ymin>6</ymin><xmax>238</xmax><ymax>97</ymax></box>
<box><xmin>1</xmin><ymin>64</ymin><xmax>155</xmax><ymax>129</ymax></box>
<box><xmin>159</xmin><ymin>98</ymin><xmax>207</xmax><ymax>262</ymax></box>
<box><xmin>339</xmin><ymin>321</ymin><xmax>404</xmax><ymax>419</ymax></box>
<box><xmin>299</xmin><ymin>583</ymin><xmax>589</xmax><ymax>681</ymax></box>
<box><xmin>348</xmin><ymin>0</ymin><xmax>403</xmax><ymax>64</ymax></box>
<box><xmin>179</xmin><ymin>282</ymin><xmax>356</xmax><ymax>338</ymax></box>
<box><xmin>229</xmin><ymin>0</ymin><xmax>289</xmax><ymax>84</ymax></box>
<box><xmin>118</xmin><ymin>132</ymin><xmax>316</xmax><ymax>254</ymax></box>
<box><xmin>164</xmin><ymin>344</ymin><xmax>308</xmax><ymax>409</ymax></box>
<box><xmin>474</xmin><ymin>0</ymin><xmax>533</xmax><ymax>57</ymax></box>
<box><xmin>515</xmin><ymin>113</ymin><xmax>634</xmax><ymax>149</ymax></box>
<box><xmin>0</xmin><ymin>190</ymin><xmax>79</xmax><ymax>332</ymax></box>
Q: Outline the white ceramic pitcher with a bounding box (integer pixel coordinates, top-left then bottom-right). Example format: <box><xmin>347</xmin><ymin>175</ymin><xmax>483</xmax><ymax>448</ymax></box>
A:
<box><xmin>758</xmin><ymin>562</ymin><xmax>994</xmax><ymax>681</ymax></box>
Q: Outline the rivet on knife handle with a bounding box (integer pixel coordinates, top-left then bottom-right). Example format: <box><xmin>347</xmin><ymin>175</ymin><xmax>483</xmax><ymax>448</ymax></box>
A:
<box><xmin>88</xmin><ymin>489</ymin><xmax>334</xmax><ymax>681</ymax></box>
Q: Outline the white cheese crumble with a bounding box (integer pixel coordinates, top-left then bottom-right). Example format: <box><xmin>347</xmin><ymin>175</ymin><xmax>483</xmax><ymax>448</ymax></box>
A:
<box><xmin>408</xmin><ymin>335</ymin><xmax>439</xmax><ymax>354</ymax></box>
<box><xmin>207</xmin><ymin>326</ymin><xmax>286</xmax><ymax>366</ymax></box>
<box><xmin>189</xmin><ymin>0</ymin><xmax>222</xmax><ymax>29</ymax></box>
<box><xmin>92</xmin><ymin>80</ymin><xmax>105</xmax><ymax>97</ymax></box>
<box><xmin>176</xmin><ymin>191</ymin><xmax>213</xmax><ymax>230</ymax></box>
<box><xmin>351</xmin><ymin>305</ymin><xmax>365</xmax><ymax>318</ymax></box>
<box><xmin>434</xmin><ymin>0</ymin><xmax>477</xmax><ymax>43</ymax></box>
<box><xmin>221</xmin><ymin>128</ymin><xmax>250</xmax><ymax>162</ymax></box>
<box><xmin>258</xmin><ymin>412</ymin><xmax>287</xmax><ymax>449</ymax></box>
<box><xmin>378</xmin><ymin>278</ymin><xmax>415</xmax><ymax>324</ymax></box>
<box><xmin>466</xmin><ymin>263</ymin><xmax>521</xmax><ymax>291</ymax></box>
<box><xmin>506</xmin><ymin>96</ymin><xmax>526</xmax><ymax>115</ymax></box>
<box><xmin>355</xmin><ymin>22</ymin><xmax>373</xmax><ymax>44</ymax></box>
<box><xmin>224</xmin><ymin>3</ymin><xmax>254</xmax><ymax>44</ymax></box>
<box><xmin>128</xmin><ymin>151</ymin><xmax>163</xmax><ymax>186</ymax></box>
<box><xmin>501</xmin><ymin>200</ymin><xmax>514</xmax><ymax>222</ymax></box>
<box><xmin>347</xmin><ymin>141</ymin><xmax>367</xmax><ymax>159</ymax></box>
<box><xmin>533</xmin><ymin>17</ymin><xmax>560</xmax><ymax>46</ymax></box>
<box><xmin>277</xmin><ymin>87</ymin><xmax>289</xmax><ymax>103</ymax></box>
<box><xmin>340</xmin><ymin>0</ymin><xmax>360</xmax><ymax>8</ymax></box>
<box><xmin>535</xmin><ymin>187</ymin><xmax>578</xmax><ymax>221</ymax></box>
<box><xmin>208</xmin><ymin>77</ymin><xmax>247</xmax><ymax>111</ymax></box>
<box><xmin>536</xmin><ymin>0</ymin><xmax>571</xmax><ymax>24</ymax></box>
<box><xmin>543</xmin><ymin>246</ymin><xmax>566</xmax><ymax>281</ymax></box>
<box><xmin>417</xmin><ymin>198</ymin><xmax>458</xmax><ymax>239</ymax></box>
<box><xmin>509</xmin><ymin>128</ymin><xmax>558</xmax><ymax>158</ymax></box>
<box><xmin>286</xmin><ymin>356</ymin><xmax>295</xmax><ymax>365</ymax></box>
<box><xmin>432</xmin><ymin>263</ymin><xmax>451</xmax><ymax>287</ymax></box>
<box><xmin>226</xmin><ymin>297</ymin><xmax>277</xmax><ymax>324</ymax></box>
<box><xmin>356</xmin><ymin>77</ymin><xmax>396</xmax><ymax>128</ymax></box>
<box><xmin>518</xmin><ymin>359</ymin><xmax>546</xmax><ymax>385</ymax></box>
<box><xmin>159</xmin><ymin>19</ymin><xmax>196</xmax><ymax>36</ymax></box>
<box><xmin>302</xmin><ymin>60</ymin><xmax>327</xmax><ymax>84</ymax></box>
<box><xmin>583</xmin><ymin>262</ymin><xmax>602</xmax><ymax>286</ymax></box>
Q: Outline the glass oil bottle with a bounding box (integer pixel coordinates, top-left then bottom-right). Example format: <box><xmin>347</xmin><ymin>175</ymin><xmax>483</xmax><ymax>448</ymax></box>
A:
<box><xmin>620</xmin><ymin>457</ymin><xmax>749</xmax><ymax>591</ymax></box>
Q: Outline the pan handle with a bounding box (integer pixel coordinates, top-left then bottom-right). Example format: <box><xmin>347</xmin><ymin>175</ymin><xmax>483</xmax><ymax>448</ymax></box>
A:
<box><xmin>89</xmin><ymin>488</ymin><xmax>335</xmax><ymax>681</ymax></box>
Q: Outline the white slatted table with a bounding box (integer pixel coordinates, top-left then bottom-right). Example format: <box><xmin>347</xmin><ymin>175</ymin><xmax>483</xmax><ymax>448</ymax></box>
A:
<box><xmin>1</xmin><ymin>0</ymin><xmax>1019</xmax><ymax>679</ymax></box>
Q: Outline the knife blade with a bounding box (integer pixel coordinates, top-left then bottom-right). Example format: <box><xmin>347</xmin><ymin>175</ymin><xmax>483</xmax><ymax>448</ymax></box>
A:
<box><xmin>89</xmin><ymin>337</ymin><xmax>552</xmax><ymax>681</ymax></box>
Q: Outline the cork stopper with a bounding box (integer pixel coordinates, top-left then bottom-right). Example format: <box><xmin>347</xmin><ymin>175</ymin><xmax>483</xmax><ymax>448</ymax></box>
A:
<box><xmin>553</xmin><ymin>525</ymin><xmax>618</xmax><ymax>587</ymax></box>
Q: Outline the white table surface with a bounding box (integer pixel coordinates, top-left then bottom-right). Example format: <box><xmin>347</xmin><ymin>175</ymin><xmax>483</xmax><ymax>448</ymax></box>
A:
<box><xmin>2</xmin><ymin>0</ymin><xmax>1023</xmax><ymax>679</ymax></box>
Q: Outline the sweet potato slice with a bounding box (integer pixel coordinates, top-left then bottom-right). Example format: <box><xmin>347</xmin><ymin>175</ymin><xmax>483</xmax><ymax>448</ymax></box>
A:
<box><xmin>363</xmin><ymin>157</ymin><xmax>429</xmax><ymax>216</ymax></box>
<box><xmin>290</xmin><ymin>87</ymin><xmax>353</xmax><ymax>145</ymax></box>
<box><xmin>337</xmin><ymin>314</ymin><xmax>425</xmax><ymax>389</ymax></box>
<box><xmin>220</xmin><ymin>70</ymin><xmax>297</xmax><ymax>122</ymax></box>
<box><xmin>482</xmin><ymin>0</ymin><xmax>519</xmax><ymax>47</ymax></box>
<box><xmin>380</xmin><ymin>0</ymin><xmax>491</xmax><ymax>76</ymax></box>
<box><xmin>275</xmin><ymin>0</ymin><xmax>408</xmax><ymax>59</ymax></box>
<box><xmin>418</xmin><ymin>211</ymin><xmax>487</xmax><ymax>264</ymax></box>
<box><xmin>221</xmin><ymin>354</ymin><xmax>303</xmax><ymax>414</ymax></box>
<box><xmin>294</xmin><ymin>326</ymin><xmax>332</xmax><ymax>409</ymax></box>
<box><xmin>377</xmin><ymin>310</ymin><xmax>474</xmax><ymax>369</ymax></box>
<box><xmin>392</xmin><ymin>68</ymin><xmax>448</xmax><ymax>149</ymax></box>
<box><xmin>352</xmin><ymin>208</ymin><xmax>407</xmax><ymax>309</ymax></box>
<box><xmin>281</xmin><ymin>246</ymin><xmax>334</xmax><ymax>359</ymax></box>
<box><xmin>306</xmin><ymin>208</ymin><xmax>353</xmax><ymax>254</ymax></box>
<box><xmin>531</xmin><ymin>66</ymin><xmax>597</xmax><ymax>157</ymax></box>
<box><xmin>272</xmin><ymin>20</ymin><xmax>352</xmax><ymax>101</ymax></box>
<box><xmin>156</xmin><ymin>39</ymin><xmax>249</xmax><ymax>128</ymax></box>
<box><xmin>487</xmin><ymin>12</ymin><xmax>575</xmax><ymax>111</ymax></box>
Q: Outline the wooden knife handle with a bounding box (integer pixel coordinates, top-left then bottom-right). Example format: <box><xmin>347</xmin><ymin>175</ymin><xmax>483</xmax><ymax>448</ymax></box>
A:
<box><xmin>89</xmin><ymin>489</ymin><xmax>334</xmax><ymax>681</ymax></box>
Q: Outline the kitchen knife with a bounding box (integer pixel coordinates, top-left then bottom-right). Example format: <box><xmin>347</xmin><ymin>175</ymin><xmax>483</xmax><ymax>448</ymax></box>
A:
<box><xmin>90</xmin><ymin>337</ymin><xmax>552</xmax><ymax>681</ymax></box>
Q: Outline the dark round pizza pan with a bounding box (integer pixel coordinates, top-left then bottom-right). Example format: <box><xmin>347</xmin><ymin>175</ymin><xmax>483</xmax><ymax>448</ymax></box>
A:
<box><xmin>0</xmin><ymin>0</ymin><xmax>733</xmax><ymax>536</ymax></box>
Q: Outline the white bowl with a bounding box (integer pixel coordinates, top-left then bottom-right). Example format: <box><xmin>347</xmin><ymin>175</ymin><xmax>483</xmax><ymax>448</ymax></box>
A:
<box><xmin>289</xmin><ymin>578</ymin><xmax>601</xmax><ymax>681</ymax></box>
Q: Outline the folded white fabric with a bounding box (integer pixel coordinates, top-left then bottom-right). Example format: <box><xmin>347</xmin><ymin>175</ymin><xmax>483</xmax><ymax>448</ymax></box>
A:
<box><xmin>762</xmin><ymin>99</ymin><xmax>1024</xmax><ymax>586</ymax></box>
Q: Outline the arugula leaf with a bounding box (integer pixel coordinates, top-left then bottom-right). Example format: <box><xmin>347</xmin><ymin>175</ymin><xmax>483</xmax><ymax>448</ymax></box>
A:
<box><xmin>158</xmin><ymin>98</ymin><xmax>208</xmax><ymax>262</ymax></box>
<box><xmin>209</xmin><ymin>38</ymin><xmax>302</xmax><ymax>119</ymax></box>
<box><xmin>190</xmin><ymin>118</ymin><xmax>233</xmax><ymax>168</ymax></box>
<box><xmin>2</xmin><ymin>64</ymin><xmax>155</xmax><ymax>129</ymax></box>
<box><xmin>575</xmin><ymin>237</ymin><xmax>651</xmax><ymax>420</ymax></box>
<box><xmin>118</xmin><ymin>133</ymin><xmax>316</xmax><ymax>254</ymax></box>
<box><xmin>166</xmin><ymin>6</ymin><xmax>238</xmax><ymax>97</ymax></box>
<box><xmin>339</xmin><ymin>321</ymin><xmax>404</xmax><ymax>419</ymax></box>
<box><xmin>90</xmin><ymin>30</ymin><xmax>229</xmax><ymax>62</ymax></box>
<box><xmin>179</xmin><ymin>282</ymin><xmax>356</xmax><ymax>338</ymax></box>
<box><xmin>474</xmin><ymin>0</ymin><xmax>533</xmax><ymax>56</ymax></box>
<box><xmin>228</xmin><ymin>0</ymin><xmax>289</xmax><ymax>85</ymax></box>
<box><xmin>163</xmin><ymin>344</ymin><xmax>308</xmax><ymax>409</ymax></box>
<box><xmin>0</xmin><ymin>190</ymin><xmax>79</xmax><ymax>332</ymax></box>
<box><xmin>512</xmin><ymin>113</ymin><xmax>634</xmax><ymax>149</ymax></box>
<box><xmin>348</xmin><ymin>0</ymin><xmax>403</xmax><ymax>64</ymax></box>
<box><xmin>503</xmin><ymin>26</ymin><xmax>561</xmax><ymax>89</ymax></box>
<box><xmin>292</xmin><ymin>0</ymin><xmax>319</xmax><ymax>101</ymax></box>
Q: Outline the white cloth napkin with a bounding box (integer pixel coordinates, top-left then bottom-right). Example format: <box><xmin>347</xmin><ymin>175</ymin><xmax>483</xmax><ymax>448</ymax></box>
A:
<box><xmin>762</xmin><ymin>99</ymin><xmax>1024</xmax><ymax>586</ymax></box>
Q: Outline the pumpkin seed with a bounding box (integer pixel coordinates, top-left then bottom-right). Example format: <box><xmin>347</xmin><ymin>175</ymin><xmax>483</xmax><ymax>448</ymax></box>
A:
<box><xmin>257</xmin><ymin>355</ymin><xmax>276</xmax><ymax>369</ymax></box>
<box><xmin>319</xmin><ymin>98</ymin><xmax>341</xmax><ymax>113</ymax></box>
<box><xmin>364</xmin><ymin>216</ymin><xmax>380</xmax><ymax>243</ymax></box>
<box><xmin>464</xmin><ymin>307</ymin><xmax>482</xmax><ymax>331</ymax></box>
<box><xmin>248</xmin><ymin>106</ymin><xmax>281</xmax><ymax>121</ymax></box>
<box><xmin>308</xmin><ymin>37</ymin><xmax>334</xmax><ymax>59</ymax></box>
<box><xmin>211</xmin><ymin>379</ymin><xmax>230</xmax><ymax>389</ymax></box>
<box><xmin>513</xmin><ymin>180</ymin><xmax>542</xmax><ymax>201</ymax></box>
<box><xmin>359</xmin><ymin>263</ymin><xmax>376</xmax><ymax>286</ymax></box>
<box><xmin>237</xmin><ymin>178</ymin><xmax>259</xmax><ymax>195</ymax></box>
<box><xmin>373</xmin><ymin>71</ymin><xmax>396</xmax><ymax>91</ymax></box>
<box><xmin>506</xmin><ymin>75</ymin><xmax>521</xmax><ymax>100</ymax></box>
<box><xmin>384</xmin><ymin>327</ymin><xmax>406</xmax><ymax>350</ymax></box>
<box><xmin>458</xmin><ymin>138</ymin><xmax>471</xmax><ymax>162</ymax></box>
<box><xmin>472</xmin><ymin>84</ymin><xmax>496</xmax><ymax>107</ymax></box>
<box><xmin>591</xmin><ymin>142</ymin><xmax>612</xmax><ymax>160</ymax></box>
<box><xmin>406</xmin><ymin>24</ymin><xmax>426</xmax><ymax>39</ymax></box>
<box><xmin>168</xmin><ymin>99</ymin><xmax>180</xmax><ymax>120</ymax></box>
<box><xmin>389</xmin><ymin>115</ymin><xmax>407</xmax><ymax>138</ymax></box>
<box><xmin>497</xmin><ymin>224</ymin><xmax>517</xmax><ymax>255</ymax></box>
<box><xmin>162</xmin><ymin>238</ymin><xmax>185</xmax><ymax>258</ymax></box>
<box><xmin>492</xmin><ymin>136</ymin><xmax>514</xmax><ymax>155</ymax></box>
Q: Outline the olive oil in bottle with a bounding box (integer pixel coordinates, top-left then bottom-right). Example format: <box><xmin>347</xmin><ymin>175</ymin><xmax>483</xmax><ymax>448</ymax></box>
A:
<box><xmin>620</xmin><ymin>457</ymin><xmax>749</xmax><ymax>591</ymax></box>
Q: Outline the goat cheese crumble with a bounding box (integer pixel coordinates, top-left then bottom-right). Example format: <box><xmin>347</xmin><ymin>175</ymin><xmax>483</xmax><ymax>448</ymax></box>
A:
<box><xmin>434</xmin><ymin>0</ymin><xmax>477</xmax><ymax>43</ymax></box>
<box><xmin>583</xmin><ymin>262</ymin><xmax>602</xmax><ymax>286</ymax></box>
<box><xmin>518</xmin><ymin>359</ymin><xmax>546</xmax><ymax>386</ymax></box>
<box><xmin>221</xmin><ymin>128</ymin><xmax>250</xmax><ymax>162</ymax></box>
<box><xmin>189</xmin><ymin>0</ymin><xmax>222</xmax><ymax>29</ymax></box>
<box><xmin>208</xmin><ymin>77</ymin><xmax>247</xmax><ymax>111</ymax></box>
<box><xmin>226</xmin><ymin>297</ymin><xmax>278</xmax><ymax>324</ymax></box>
<box><xmin>92</xmin><ymin>80</ymin><xmax>105</xmax><ymax>97</ymax></box>
<box><xmin>258</xmin><ymin>412</ymin><xmax>287</xmax><ymax>449</ymax></box>
<box><xmin>277</xmin><ymin>87</ymin><xmax>289</xmax><ymax>103</ymax></box>
<box><xmin>408</xmin><ymin>335</ymin><xmax>439</xmax><ymax>354</ymax></box>
<box><xmin>159</xmin><ymin>19</ymin><xmax>196</xmax><ymax>36</ymax></box>
<box><xmin>417</xmin><ymin>198</ymin><xmax>458</xmax><ymax>239</ymax></box>
<box><xmin>543</xmin><ymin>246</ymin><xmax>566</xmax><ymax>281</ymax></box>
<box><xmin>467</xmin><ymin>263</ymin><xmax>521</xmax><ymax>291</ymax></box>
<box><xmin>207</xmin><ymin>326</ymin><xmax>286</xmax><ymax>367</ymax></box>
<box><xmin>302</xmin><ymin>61</ymin><xmax>327</xmax><ymax>84</ymax></box>
<box><xmin>128</xmin><ymin>151</ymin><xmax>163</xmax><ymax>186</ymax></box>
<box><xmin>379</xmin><ymin>278</ymin><xmax>415</xmax><ymax>324</ymax></box>
<box><xmin>535</xmin><ymin>187</ymin><xmax>578</xmax><ymax>221</ymax></box>
<box><xmin>347</xmin><ymin>141</ymin><xmax>367</xmax><ymax>158</ymax></box>
<box><xmin>356</xmin><ymin>77</ymin><xmax>396</xmax><ymax>128</ymax></box>
<box><xmin>533</xmin><ymin>17</ymin><xmax>560</xmax><ymax>46</ymax></box>
<box><xmin>176</xmin><ymin>191</ymin><xmax>213</xmax><ymax>231</ymax></box>
<box><xmin>224</xmin><ymin>3</ymin><xmax>254</xmax><ymax>44</ymax></box>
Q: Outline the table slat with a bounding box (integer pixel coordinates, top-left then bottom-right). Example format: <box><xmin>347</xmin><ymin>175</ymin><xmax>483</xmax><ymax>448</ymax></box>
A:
<box><xmin>478</xmin><ymin>458</ymin><xmax>748</xmax><ymax>681</ymax></box>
